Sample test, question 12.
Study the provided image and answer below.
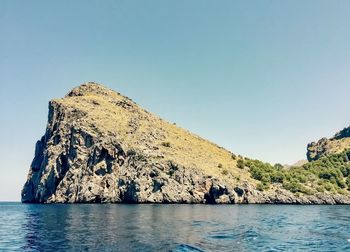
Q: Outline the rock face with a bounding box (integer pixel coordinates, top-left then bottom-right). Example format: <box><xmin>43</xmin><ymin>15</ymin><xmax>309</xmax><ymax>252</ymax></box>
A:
<box><xmin>22</xmin><ymin>83</ymin><xmax>350</xmax><ymax>204</ymax></box>
<box><xmin>22</xmin><ymin>83</ymin><xmax>245</xmax><ymax>203</ymax></box>
<box><xmin>307</xmin><ymin>138</ymin><xmax>333</xmax><ymax>161</ymax></box>
<box><xmin>307</xmin><ymin>127</ymin><xmax>350</xmax><ymax>162</ymax></box>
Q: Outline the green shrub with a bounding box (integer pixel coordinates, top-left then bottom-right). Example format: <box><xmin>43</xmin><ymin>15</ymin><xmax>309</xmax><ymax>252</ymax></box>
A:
<box><xmin>256</xmin><ymin>183</ymin><xmax>265</xmax><ymax>191</ymax></box>
<box><xmin>324</xmin><ymin>183</ymin><xmax>333</xmax><ymax>191</ymax></box>
<box><xmin>162</xmin><ymin>142</ymin><xmax>171</xmax><ymax>148</ymax></box>
<box><xmin>316</xmin><ymin>186</ymin><xmax>324</xmax><ymax>193</ymax></box>
<box><xmin>250</xmin><ymin>166</ymin><xmax>263</xmax><ymax>181</ymax></box>
<box><xmin>237</xmin><ymin>159</ymin><xmax>245</xmax><ymax>169</ymax></box>
<box><xmin>261</xmin><ymin>174</ymin><xmax>271</xmax><ymax>184</ymax></box>
<box><xmin>271</xmin><ymin>172</ymin><xmax>285</xmax><ymax>183</ymax></box>
<box><xmin>341</xmin><ymin>166</ymin><xmax>350</xmax><ymax>177</ymax></box>
<box><xmin>297</xmin><ymin>174</ymin><xmax>307</xmax><ymax>183</ymax></box>
<box><xmin>221</xmin><ymin>169</ymin><xmax>228</xmax><ymax>175</ymax></box>
<box><xmin>127</xmin><ymin>149</ymin><xmax>137</xmax><ymax>156</ymax></box>
<box><xmin>283</xmin><ymin>181</ymin><xmax>302</xmax><ymax>193</ymax></box>
<box><xmin>346</xmin><ymin>177</ymin><xmax>350</xmax><ymax>190</ymax></box>
<box><xmin>274</xmin><ymin>163</ymin><xmax>284</xmax><ymax>170</ymax></box>
<box><xmin>336</xmin><ymin>178</ymin><xmax>346</xmax><ymax>188</ymax></box>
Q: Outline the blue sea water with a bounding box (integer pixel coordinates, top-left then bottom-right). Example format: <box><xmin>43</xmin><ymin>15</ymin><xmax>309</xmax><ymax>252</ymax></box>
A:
<box><xmin>0</xmin><ymin>203</ymin><xmax>350</xmax><ymax>251</ymax></box>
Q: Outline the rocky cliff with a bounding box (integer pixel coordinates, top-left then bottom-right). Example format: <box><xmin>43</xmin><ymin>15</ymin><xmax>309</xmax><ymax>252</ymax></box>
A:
<box><xmin>307</xmin><ymin>127</ymin><xmax>350</xmax><ymax>161</ymax></box>
<box><xmin>22</xmin><ymin>83</ymin><xmax>350</xmax><ymax>204</ymax></box>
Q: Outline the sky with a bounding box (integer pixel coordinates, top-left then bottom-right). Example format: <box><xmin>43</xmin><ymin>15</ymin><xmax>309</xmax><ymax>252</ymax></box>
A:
<box><xmin>1</xmin><ymin>0</ymin><xmax>350</xmax><ymax>201</ymax></box>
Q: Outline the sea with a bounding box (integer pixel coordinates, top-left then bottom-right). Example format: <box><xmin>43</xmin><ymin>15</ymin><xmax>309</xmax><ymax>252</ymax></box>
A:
<box><xmin>0</xmin><ymin>203</ymin><xmax>350</xmax><ymax>251</ymax></box>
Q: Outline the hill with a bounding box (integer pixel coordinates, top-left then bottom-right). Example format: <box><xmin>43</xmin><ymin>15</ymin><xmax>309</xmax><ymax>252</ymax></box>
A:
<box><xmin>307</xmin><ymin>127</ymin><xmax>350</xmax><ymax>161</ymax></box>
<box><xmin>22</xmin><ymin>83</ymin><xmax>350</xmax><ymax>204</ymax></box>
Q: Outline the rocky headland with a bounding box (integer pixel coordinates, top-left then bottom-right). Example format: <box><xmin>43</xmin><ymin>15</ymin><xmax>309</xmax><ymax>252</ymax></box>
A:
<box><xmin>22</xmin><ymin>83</ymin><xmax>350</xmax><ymax>204</ymax></box>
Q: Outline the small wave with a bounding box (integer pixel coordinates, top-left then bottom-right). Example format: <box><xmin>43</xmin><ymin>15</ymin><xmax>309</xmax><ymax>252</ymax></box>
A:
<box><xmin>171</xmin><ymin>244</ymin><xmax>204</xmax><ymax>252</ymax></box>
<box><xmin>208</xmin><ymin>227</ymin><xmax>259</xmax><ymax>242</ymax></box>
<box><xmin>209</xmin><ymin>234</ymin><xmax>233</xmax><ymax>240</ymax></box>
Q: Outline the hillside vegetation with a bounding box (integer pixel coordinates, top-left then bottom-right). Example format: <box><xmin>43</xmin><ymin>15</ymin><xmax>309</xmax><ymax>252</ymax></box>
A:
<box><xmin>246</xmin><ymin>149</ymin><xmax>350</xmax><ymax>195</ymax></box>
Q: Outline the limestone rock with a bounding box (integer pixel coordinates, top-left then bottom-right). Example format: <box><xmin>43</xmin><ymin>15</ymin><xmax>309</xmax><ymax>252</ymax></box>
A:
<box><xmin>21</xmin><ymin>83</ymin><xmax>350</xmax><ymax>204</ymax></box>
<box><xmin>307</xmin><ymin>127</ymin><xmax>350</xmax><ymax>162</ymax></box>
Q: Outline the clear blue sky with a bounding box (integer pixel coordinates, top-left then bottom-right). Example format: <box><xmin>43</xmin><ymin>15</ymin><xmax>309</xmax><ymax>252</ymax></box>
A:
<box><xmin>1</xmin><ymin>0</ymin><xmax>350</xmax><ymax>201</ymax></box>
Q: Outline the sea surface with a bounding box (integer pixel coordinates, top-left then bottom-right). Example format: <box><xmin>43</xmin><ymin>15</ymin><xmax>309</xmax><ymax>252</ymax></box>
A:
<box><xmin>0</xmin><ymin>203</ymin><xmax>350</xmax><ymax>251</ymax></box>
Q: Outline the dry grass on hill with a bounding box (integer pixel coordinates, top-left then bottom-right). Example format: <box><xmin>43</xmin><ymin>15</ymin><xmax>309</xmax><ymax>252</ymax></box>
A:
<box><xmin>53</xmin><ymin>83</ymin><xmax>254</xmax><ymax>184</ymax></box>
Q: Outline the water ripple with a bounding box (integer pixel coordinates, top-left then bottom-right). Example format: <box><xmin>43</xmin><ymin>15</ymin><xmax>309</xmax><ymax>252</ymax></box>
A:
<box><xmin>1</xmin><ymin>204</ymin><xmax>350</xmax><ymax>251</ymax></box>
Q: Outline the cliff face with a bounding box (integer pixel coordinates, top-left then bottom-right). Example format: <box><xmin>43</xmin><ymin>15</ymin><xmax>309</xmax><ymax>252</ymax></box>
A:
<box><xmin>307</xmin><ymin>127</ymin><xmax>350</xmax><ymax>162</ymax></box>
<box><xmin>22</xmin><ymin>83</ymin><xmax>350</xmax><ymax>204</ymax></box>
<box><xmin>22</xmin><ymin>83</ymin><xmax>253</xmax><ymax>203</ymax></box>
